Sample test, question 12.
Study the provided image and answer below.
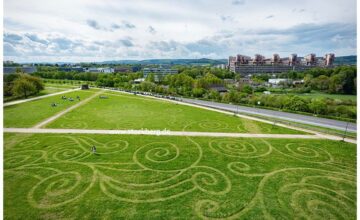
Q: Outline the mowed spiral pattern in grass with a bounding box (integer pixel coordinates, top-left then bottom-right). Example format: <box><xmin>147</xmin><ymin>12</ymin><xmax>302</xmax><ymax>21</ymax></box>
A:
<box><xmin>4</xmin><ymin>134</ymin><xmax>356</xmax><ymax>219</ymax></box>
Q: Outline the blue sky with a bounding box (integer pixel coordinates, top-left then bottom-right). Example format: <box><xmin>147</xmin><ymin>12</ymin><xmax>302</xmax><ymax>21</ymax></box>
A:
<box><xmin>4</xmin><ymin>0</ymin><xmax>357</xmax><ymax>62</ymax></box>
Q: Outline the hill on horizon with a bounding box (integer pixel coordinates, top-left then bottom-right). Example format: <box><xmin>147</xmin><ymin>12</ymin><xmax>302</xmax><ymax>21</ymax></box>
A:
<box><xmin>11</xmin><ymin>55</ymin><xmax>356</xmax><ymax>66</ymax></box>
<box><xmin>100</xmin><ymin>55</ymin><xmax>356</xmax><ymax>66</ymax></box>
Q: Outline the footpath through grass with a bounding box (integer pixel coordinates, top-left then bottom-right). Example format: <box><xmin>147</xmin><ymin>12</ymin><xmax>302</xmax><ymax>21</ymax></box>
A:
<box><xmin>4</xmin><ymin>90</ymin><xmax>94</xmax><ymax>128</ymax></box>
<box><xmin>46</xmin><ymin>91</ymin><xmax>305</xmax><ymax>134</ymax></box>
<box><xmin>4</xmin><ymin>133</ymin><xmax>356</xmax><ymax>219</ymax></box>
<box><xmin>4</xmin><ymin>84</ymin><xmax>79</xmax><ymax>103</ymax></box>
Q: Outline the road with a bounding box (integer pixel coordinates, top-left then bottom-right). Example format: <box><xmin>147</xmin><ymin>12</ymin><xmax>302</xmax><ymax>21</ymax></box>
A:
<box><xmin>180</xmin><ymin>98</ymin><xmax>357</xmax><ymax>132</ymax></box>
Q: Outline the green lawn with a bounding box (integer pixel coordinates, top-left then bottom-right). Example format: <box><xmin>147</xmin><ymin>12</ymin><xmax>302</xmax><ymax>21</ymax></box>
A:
<box><xmin>41</xmin><ymin>86</ymin><xmax>74</xmax><ymax>95</ymax></box>
<box><xmin>4</xmin><ymin>90</ymin><xmax>94</xmax><ymax>128</ymax></box>
<box><xmin>4</xmin><ymin>133</ymin><xmax>356</xmax><ymax>219</ymax></box>
<box><xmin>44</xmin><ymin>83</ymin><xmax>80</xmax><ymax>89</ymax></box>
<box><xmin>46</xmin><ymin>91</ymin><xmax>304</xmax><ymax>134</ymax></box>
<box><xmin>262</xmin><ymin>89</ymin><xmax>356</xmax><ymax>102</ymax></box>
<box><xmin>39</xmin><ymin>83</ymin><xmax>80</xmax><ymax>96</ymax></box>
<box><xmin>42</xmin><ymin>87</ymin><xmax>68</xmax><ymax>94</ymax></box>
<box><xmin>289</xmin><ymin>92</ymin><xmax>356</xmax><ymax>102</ymax></box>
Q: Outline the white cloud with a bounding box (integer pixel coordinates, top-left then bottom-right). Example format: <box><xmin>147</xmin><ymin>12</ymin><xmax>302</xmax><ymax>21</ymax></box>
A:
<box><xmin>148</xmin><ymin>26</ymin><xmax>156</xmax><ymax>34</ymax></box>
<box><xmin>3</xmin><ymin>0</ymin><xmax>357</xmax><ymax>62</ymax></box>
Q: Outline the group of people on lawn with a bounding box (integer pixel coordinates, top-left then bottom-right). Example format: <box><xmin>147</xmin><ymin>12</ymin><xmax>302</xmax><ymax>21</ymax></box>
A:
<box><xmin>51</xmin><ymin>95</ymin><xmax>80</xmax><ymax>107</ymax></box>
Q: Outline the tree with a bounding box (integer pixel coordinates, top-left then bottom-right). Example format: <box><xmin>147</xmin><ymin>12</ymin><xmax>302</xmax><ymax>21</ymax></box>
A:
<box><xmin>340</xmin><ymin>68</ymin><xmax>356</xmax><ymax>94</ymax></box>
<box><xmin>4</xmin><ymin>73</ymin><xmax>44</xmax><ymax>98</ymax></box>
<box><xmin>308</xmin><ymin>98</ymin><xmax>327</xmax><ymax>115</ymax></box>
<box><xmin>15</xmin><ymin>67</ymin><xmax>23</xmax><ymax>73</ymax></box>
<box><xmin>284</xmin><ymin>96</ymin><xmax>309</xmax><ymax>112</ymax></box>
<box><xmin>24</xmin><ymin>74</ymin><xmax>44</xmax><ymax>92</ymax></box>
<box><xmin>192</xmin><ymin>88</ymin><xmax>205</xmax><ymax>98</ymax></box>
<box><xmin>146</xmin><ymin>73</ymin><xmax>155</xmax><ymax>83</ymax></box>
<box><xmin>241</xmin><ymin>85</ymin><xmax>253</xmax><ymax>94</ymax></box>
<box><xmin>4</xmin><ymin>83</ymin><xmax>13</xmax><ymax>96</ymax></box>
<box><xmin>12</xmin><ymin>78</ymin><xmax>36</xmax><ymax>98</ymax></box>
<box><xmin>312</xmin><ymin>75</ymin><xmax>329</xmax><ymax>91</ymax></box>
<box><xmin>195</xmin><ymin>73</ymin><xmax>222</xmax><ymax>89</ymax></box>
<box><xmin>303</xmin><ymin>74</ymin><xmax>313</xmax><ymax>87</ymax></box>
<box><xmin>328</xmin><ymin>74</ymin><xmax>345</xmax><ymax>93</ymax></box>
<box><xmin>139</xmin><ymin>81</ymin><xmax>156</xmax><ymax>92</ymax></box>
<box><xmin>287</xmin><ymin>70</ymin><xmax>299</xmax><ymax>80</ymax></box>
<box><xmin>208</xmin><ymin>90</ymin><xmax>221</xmax><ymax>101</ymax></box>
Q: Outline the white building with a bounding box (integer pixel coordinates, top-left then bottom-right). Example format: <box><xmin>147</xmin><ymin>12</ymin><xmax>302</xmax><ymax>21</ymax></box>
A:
<box><xmin>85</xmin><ymin>67</ymin><xmax>99</xmax><ymax>73</ymax></box>
<box><xmin>99</xmin><ymin>68</ymin><xmax>114</xmax><ymax>73</ymax></box>
<box><xmin>85</xmin><ymin>67</ymin><xmax>114</xmax><ymax>73</ymax></box>
<box><xmin>215</xmin><ymin>64</ymin><xmax>226</xmax><ymax>69</ymax></box>
<box><xmin>143</xmin><ymin>68</ymin><xmax>178</xmax><ymax>78</ymax></box>
<box><xmin>133</xmin><ymin>78</ymin><xmax>145</xmax><ymax>84</ymax></box>
<box><xmin>4</xmin><ymin>60</ymin><xmax>14</xmax><ymax>65</ymax></box>
<box><xmin>268</xmin><ymin>78</ymin><xmax>291</xmax><ymax>85</ymax></box>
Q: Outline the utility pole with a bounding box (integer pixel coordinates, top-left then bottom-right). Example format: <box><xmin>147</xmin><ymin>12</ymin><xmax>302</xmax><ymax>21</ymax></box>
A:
<box><xmin>343</xmin><ymin>122</ymin><xmax>349</xmax><ymax>141</ymax></box>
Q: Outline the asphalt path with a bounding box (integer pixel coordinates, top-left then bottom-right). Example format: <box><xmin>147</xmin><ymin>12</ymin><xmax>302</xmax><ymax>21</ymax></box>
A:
<box><xmin>180</xmin><ymin>98</ymin><xmax>357</xmax><ymax>132</ymax></box>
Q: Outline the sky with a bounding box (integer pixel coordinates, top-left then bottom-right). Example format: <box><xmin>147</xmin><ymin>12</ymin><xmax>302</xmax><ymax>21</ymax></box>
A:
<box><xmin>3</xmin><ymin>0</ymin><xmax>357</xmax><ymax>62</ymax></box>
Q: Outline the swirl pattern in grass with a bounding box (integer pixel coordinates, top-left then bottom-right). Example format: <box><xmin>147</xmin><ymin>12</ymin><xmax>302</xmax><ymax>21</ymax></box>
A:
<box><xmin>4</xmin><ymin>133</ymin><xmax>356</xmax><ymax>219</ymax></box>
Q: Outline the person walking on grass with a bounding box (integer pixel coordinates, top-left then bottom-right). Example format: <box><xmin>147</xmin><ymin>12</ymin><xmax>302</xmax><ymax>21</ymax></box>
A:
<box><xmin>91</xmin><ymin>145</ymin><xmax>97</xmax><ymax>154</ymax></box>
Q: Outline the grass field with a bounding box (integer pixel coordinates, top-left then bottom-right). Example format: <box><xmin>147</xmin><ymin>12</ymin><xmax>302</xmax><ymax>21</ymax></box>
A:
<box><xmin>44</xmin><ymin>83</ymin><xmax>80</xmax><ymax>89</ymax></box>
<box><xmin>4</xmin><ymin>90</ymin><xmax>94</xmax><ymax>128</ymax></box>
<box><xmin>261</xmin><ymin>89</ymin><xmax>357</xmax><ymax>102</ymax></box>
<box><xmin>45</xmin><ymin>91</ymin><xmax>304</xmax><ymax>134</ymax></box>
<box><xmin>40</xmin><ymin>85</ymin><xmax>77</xmax><ymax>95</ymax></box>
<box><xmin>4</xmin><ymin>133</ymin><xmax>356</xmax><ymax>219</ymax></box>
<box><xmin>296</xmin><ymin>92</ymin><xmax>357</xmax><ymax>102</ymax></box>
<box><xmin>3</xmin><ymin>87</ymin><xmax>356</xmax><ymax>219</ymax></box>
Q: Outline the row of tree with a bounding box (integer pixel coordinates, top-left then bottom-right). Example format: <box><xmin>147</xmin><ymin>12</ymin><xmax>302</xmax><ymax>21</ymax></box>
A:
<box><xmin>175</xmin><ymin>66</ymin><xmax>234</xmax><ymax>79</ymax></box>
<box><xmin>32</xmin><ymin>66</ymin><xmax>99</xmax><ymax>81</ymax></box>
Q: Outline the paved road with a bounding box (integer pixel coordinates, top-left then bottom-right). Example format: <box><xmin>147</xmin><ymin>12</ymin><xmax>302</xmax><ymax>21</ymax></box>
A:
<box><xmin>4</xmin><ymin>88</ymin><xmax>80</xmax><ymax>107</ymax></box>
<box><xmin>180</xmin><ymin>98</ymin><xmax>357</xmax><ymax>132</ymax></box>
